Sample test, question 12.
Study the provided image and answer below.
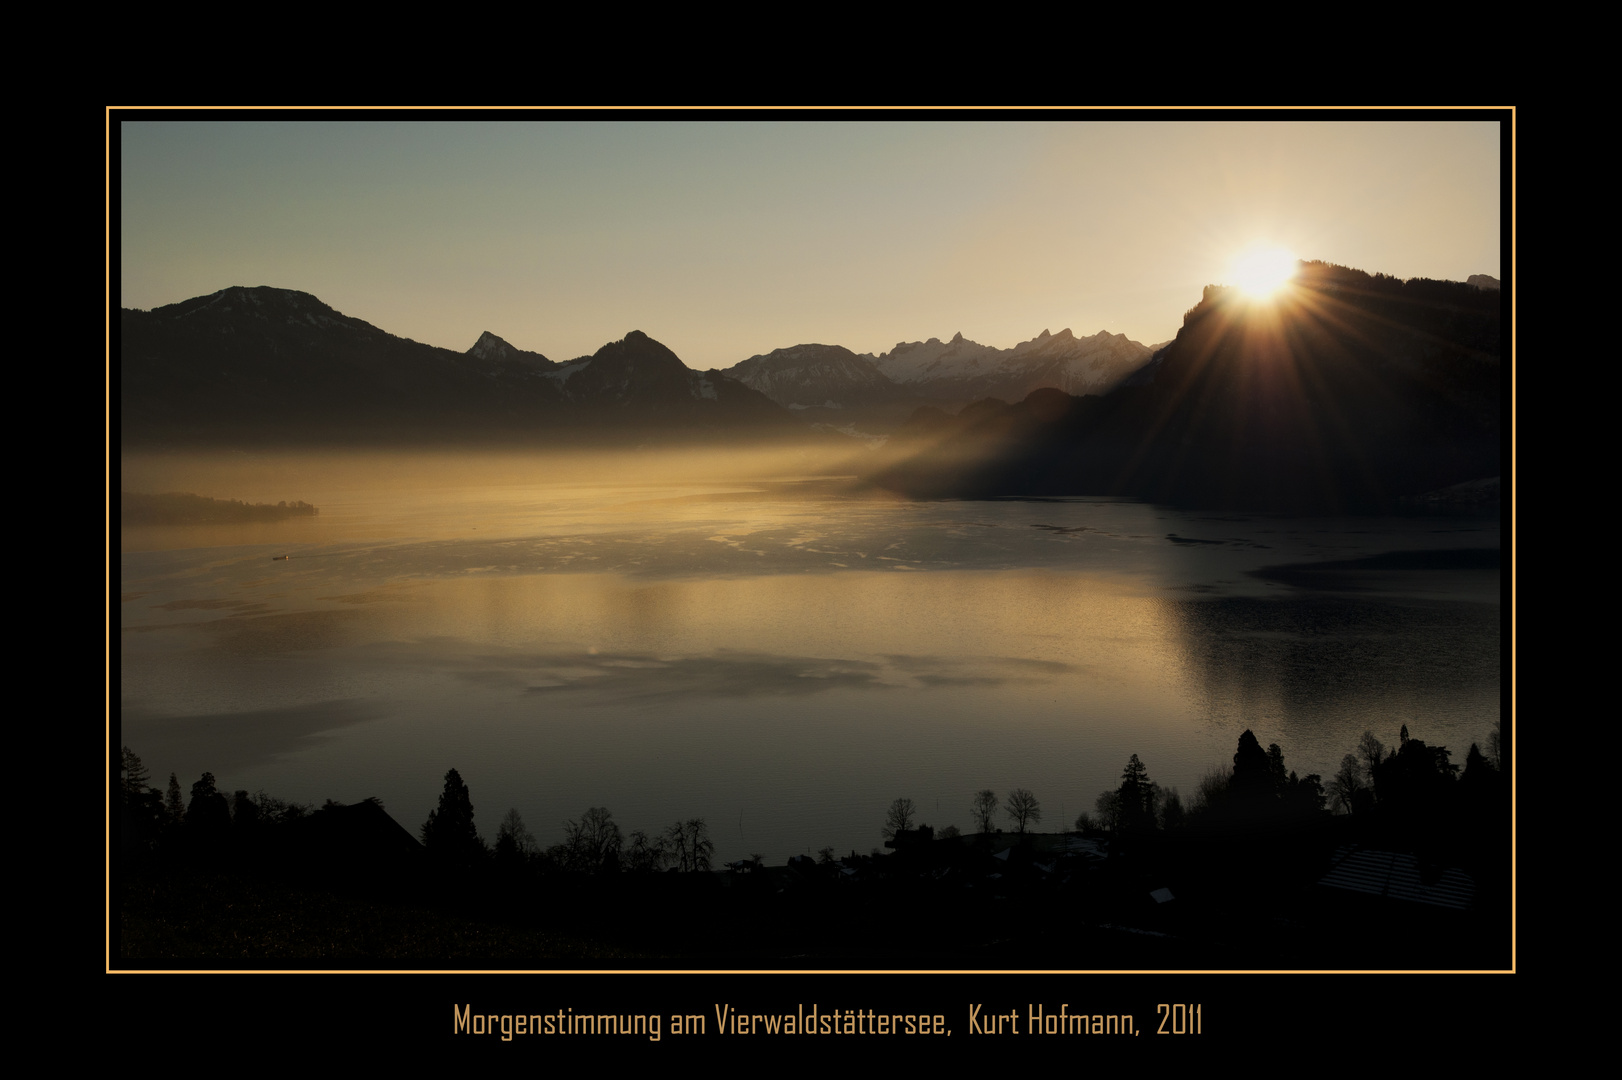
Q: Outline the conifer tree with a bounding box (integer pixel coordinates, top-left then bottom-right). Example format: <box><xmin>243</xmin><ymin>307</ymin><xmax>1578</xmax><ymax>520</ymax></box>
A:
<box><xmin>1118</xmin><ymin>754</ymin><xmax>1156</xmax><ymax>831</ymax></box>
<box><xmin>164</xmin><ymin>773</ymin><xmax>185</xmax><ymax>826</ymax></box>
<box><xmin>120</xmin><ymin>747</ymin><xmax>150</xmax><ymax>802</ymax></box>
<box><xmin>420</xmin><ymin>768</ymin><xmax>485</xmax><ymax>866</ymax></box>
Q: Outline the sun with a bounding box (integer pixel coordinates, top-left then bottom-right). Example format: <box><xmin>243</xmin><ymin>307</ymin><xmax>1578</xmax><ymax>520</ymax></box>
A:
<box><xmin>1230</xmin><ymin>247</ymin><xmax>1299</xmax><ymax>300</ymax></box>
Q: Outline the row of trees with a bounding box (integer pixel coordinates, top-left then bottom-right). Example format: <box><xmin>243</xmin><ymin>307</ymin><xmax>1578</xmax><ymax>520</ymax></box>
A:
<box><xmin>120</xmin><ymin>751</ymin><xmax>719</xmax><ymax>878</ymax></box>
<box><xmin>882</xmin><ymin>787</ymin><xmax>1044</xmax><ymax>845</ymax></box>
<box><xmin>125</xmin><ymin>717</ymin><xmax>1502</xmax><ymax>875</ymax></box>
<box><xmin>876</xmin><ymin>718</ymin><xmax>1503</xmax><ymax>847</ymax></box>
<box><xmin>417</xmin><ymin>768</ymin><xmax>715</xmax><ymax>876</ymax></box>
<box><xmin>1076</xmin><ymin>721</ymin><xmax>1502</xmax><ymax>836</ymax></box>
<box><xmin>119</xmin><ymin>747</ymin><xmax>317</xmax><ymax>856</ymax></box>
<box><xmin>1329</xmin><ymin>723</ymin><xmax>1502</xmax><ymax>820</ymax></box>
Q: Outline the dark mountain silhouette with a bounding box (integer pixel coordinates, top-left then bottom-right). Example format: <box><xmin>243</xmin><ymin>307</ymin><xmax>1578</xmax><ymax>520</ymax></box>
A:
<box><xmin>722</xmin><ymin>330</ymin><xmax>1160</xmax><ymax>420</ymax></box>
<box><xmin>465</xmin><ymin>330</ymin><xmax>556</xmax><ymax>370</ymax></box>
<box><xmin>869</xmin><ymin>262</ymin><xmax>1503</xmax><ymax>512</ymax></box>
<box><xmin>547</xmin><ymin>330</ymin><xmax>789</xmax><ymax>428</ymax></box>
<box><xmin>120</xmin><ymin>287</ymin><xmax>795</xmax><ymax>447</ymax></box>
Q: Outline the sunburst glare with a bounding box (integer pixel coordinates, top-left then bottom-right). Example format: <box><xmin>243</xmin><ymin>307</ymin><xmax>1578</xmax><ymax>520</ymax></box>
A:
<box><xmin>1230</xmin><ymin>247</ymin><xmax>1300</xmax><ymax>300</ymax></box>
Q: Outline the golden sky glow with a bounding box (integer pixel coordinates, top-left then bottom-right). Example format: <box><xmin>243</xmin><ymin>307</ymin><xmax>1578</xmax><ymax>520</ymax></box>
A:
<box><xmin>118</xmin><ymin>115</ymin><xmax>1504</xmax><ymax>368</ymax></box>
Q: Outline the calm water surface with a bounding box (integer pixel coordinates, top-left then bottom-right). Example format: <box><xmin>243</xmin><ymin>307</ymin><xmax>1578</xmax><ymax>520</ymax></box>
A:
<box><xmin>118</xmin><ymin>451</ymin><xmax>1501</xmax><ymax>865</ymax></box>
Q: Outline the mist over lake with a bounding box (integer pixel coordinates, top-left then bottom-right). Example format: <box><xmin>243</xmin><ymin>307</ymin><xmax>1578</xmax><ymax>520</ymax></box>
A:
<box><xmin>118</xmin><ymin>449</ymin><xmax>1500</xmax><ymax>866</ymax></box>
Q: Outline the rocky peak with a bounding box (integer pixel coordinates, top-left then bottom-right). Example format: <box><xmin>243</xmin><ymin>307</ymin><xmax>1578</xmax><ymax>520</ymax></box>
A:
<box><xmin>468</xmin><ymin>331</ymin><xmax>514</xmax><ymax>360</ymax></box>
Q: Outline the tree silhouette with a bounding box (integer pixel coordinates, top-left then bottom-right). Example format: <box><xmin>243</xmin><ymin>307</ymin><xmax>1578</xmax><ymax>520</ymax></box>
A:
<box><xmin>1006</xmin><ymin>788</ymin><xmax>1041</xmax><ymax>833</ymax></box>
<box><xmin>1331</xmin><ymin>753</ymin><xmax>1367</xmax><ymax>814</ymax></box>
<box><xmin>1372</xmin><ymin>735</ymin><xmax>1457</xmax><ymax>817</ymax></box>
<box><xmin>625</xmin><ymin>829</ymin><xmax>670</xmax><ymax>873</ymax></box>
<box><xmin>1192</xmin><ymin>765</ymin><xmax>1231</xmax><ymax>817</ymax></box>
<box><xmin>164</xmin><ymin>773</ymin><xmax>185</xmax><ymax>827</ymax></box>
<box><xmin>118</xmin><ymin>747</ymin><xmax>164</xmax><ymax>856</ymax></box>
<box><xmin>1232</xmin><ymin>731</ymin><xmax>1271</xmax><ymax>791</ymax></box>
<box><xmin>1460</xmin><ymin>741</ymin><xmax>1504</xmax><ymax>819</ymax></box>
<box><xmin>120</xmin><ymin>747</ymin><xmax>150</xmax><ymax>802</ymax></box>
<box><xmin>186</xmin><ymin>772</ymin><xmax>230</xmax><ymax>833</ymax></box>
<box><xmin>1229</xmin><ymin>729</ymin><xmax>1277</xmax><ymax>818</ymax></box>
<box><xmin>561</xmin><ymin>806</ymin><xmax>622</xmax><ymax>873</ymax></box>
<box><xmin>1094</xmin><ymin>789</ymin><xmax>1121</xmax><ymax>832</ymax></box>
<box><xmin>971</xmin><ymin>789</ymin><xmax>1000</xmax><ymax>833</ymax></box>
<box><xmin>1159</xmin><ymin>786</ymin><xmax>1186</xmax><ymax>830</ymax></box>
<box><xmin>1118</xmin><ymin>754</ymin><xmax>1156</xmax><ymax>831</ymax></box>
<box><xmin>232</xmin><ymin>790</ymin><xmax>260</xmax><ymax>832</ymax></box>
<box><xmin>1280</xmin><ymin>770</ymin><xmax>1328</xmax><ymax>819</ymax></box>
<box><xmin>1265</xmin><ymin>744</ymin><xmax>1289</xmax><ymax>795</ymax></box>
<box><xmin>1358</xmin><ymin>730</ymin><xmax>1387</xmax><ymax>780</ymax></box>
<box><xmin>189</xmin><ymin>772</ymin><xmax>217</xmax><ymax>801</ymax></box>
<box><xmin>883</xmin><ymin>798</ymin><xmax>917</xmax><ymax>840</ymax></box>
<box><xmin>494</xmin><ymin>808</ymin><xmax>537</xmax><ymax>867</ymax></box>
<box><xmin>664</xmin><ymin>818</ymin><xmax>714</xmax><ymax>873</ymax></box>
<box><xmin>421</xmin><ymin>768</ymin><xmax>485</xmax><ymax>868</ymax></box>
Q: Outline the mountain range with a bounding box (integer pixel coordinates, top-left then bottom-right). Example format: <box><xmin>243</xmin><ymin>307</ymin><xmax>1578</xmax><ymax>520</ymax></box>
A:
<box><xmin>118</xmin><ymin>263</ymin><xmax>1504</xmax><ymax>511</ymax></box>
<box><xmin>721</xmin><ymin>327</ymin><xmax>1164</xmax><ymax>414</ymax></box>
<box><xmin>119</xmin><ymin>286</ymin><xmax>1166</xmax><ymax>447</ymax></box>
<box><xmin>119</xmin><ymin>287</ymin><xmax>790</xmax><ymax>446</ymax></box>
<box><xmin>867</xmin><ymin>261</ymin><xmax>1503</xmax><ymax>512</ymax></box>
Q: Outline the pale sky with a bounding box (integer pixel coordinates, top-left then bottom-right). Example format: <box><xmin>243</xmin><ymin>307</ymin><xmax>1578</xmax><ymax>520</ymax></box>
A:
<box><xmin>117</xmin><ymin>116</ymin><xmax>1505</xmax><ymax>370</ymax></box>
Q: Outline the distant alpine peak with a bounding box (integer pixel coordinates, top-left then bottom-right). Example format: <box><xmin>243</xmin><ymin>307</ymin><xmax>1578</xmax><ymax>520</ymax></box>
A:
<box><xmin>468</xmin><ymin>330</ymin><xmax>514</xmax><ymax>359</ymax></box>
<box><xmin>950</xmin><ymin>331</ymin><xmax>964</xmax><ymax>344</ymax></box>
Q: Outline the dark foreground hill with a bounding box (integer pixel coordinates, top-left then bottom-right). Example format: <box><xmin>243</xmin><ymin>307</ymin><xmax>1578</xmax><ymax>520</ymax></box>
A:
<box><xmin>869</xmin><ymin>262</ymin><xmax>1503</xmax><ymax>513</ymax></box>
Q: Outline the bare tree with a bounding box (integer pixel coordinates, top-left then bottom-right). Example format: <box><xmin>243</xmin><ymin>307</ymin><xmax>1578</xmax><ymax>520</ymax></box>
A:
<box><xmin>495</xmin><ymin>808</ymin><xmax>538</xmax><ymax>862</ymax></box>
<box><xmin>1330</xmin><ymin>754</ymin><xmax>1366</xmax><ymax>815</ymax></box>
<box><xmin>561</xmin><ymin>806</ymin><xmax>622</xmax><ymax>873</ymax></box>
<box><xmin>1094</xmin><ymin>789</ymin><xmax>1121</xmax><ymax>832</ymax></box>
<box><xmin>664</xmin><ymin>818</ymin><xmax>715</xmax><ymax>873</ymax></box>
<box><xmin>1198</xmin><ymin>766</ymin><xmax>1232</xmax><ymax>813</ymax></box>
<box><xmin>883</xmin><ymin>797</ymin><xmax>917</xmax><ymax>840</ymax></box>
<box><xmin>625</xmin><ymin>829</ymin><xmax>671</xmax><ymax>873</ymax></box>
<box><xmin>1158</xmin><ymin>786</ymin><xmax>1185</xmax><ymax>830</ymax></box>
<box><xmin>1358</xmin><ymin>730</ymin><xmax>1387</xmax><ymax>780</ymax></box>
<box><xmin>971</xmin><ymin>789</ymin><xmax>1000</xmax><ymax>833</ymax></box>
<box><xmin>1006</xmin><ymin>788</ymin><xmax>1041</xmax><ymax>834</ymax></box>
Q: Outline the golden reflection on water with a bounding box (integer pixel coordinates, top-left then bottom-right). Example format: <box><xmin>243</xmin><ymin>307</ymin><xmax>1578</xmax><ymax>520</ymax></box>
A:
<box><xmin>117</xmin><ymin>449</ymin><xmax>1500</xmax><ymax>863</ymax></box>
<box><xmin>419</xmin><ymin>569</ymin><xmax>1180</xmax><ymax>694</ymax></box>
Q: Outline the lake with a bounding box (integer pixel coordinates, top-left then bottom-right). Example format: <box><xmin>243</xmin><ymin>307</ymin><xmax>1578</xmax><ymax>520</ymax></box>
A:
<box><xmin>117</xmin><ymin>448</ymin><xmax>1502</xmax><ymax>866</ymax></box>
